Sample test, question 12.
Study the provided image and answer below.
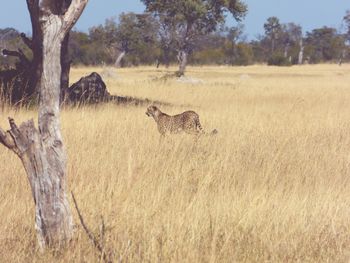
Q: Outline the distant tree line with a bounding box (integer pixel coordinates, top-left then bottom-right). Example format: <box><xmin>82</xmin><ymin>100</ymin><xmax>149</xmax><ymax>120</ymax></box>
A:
<box><xmin>1</xmin><ymin>11</ymin><xmax>350</xmax><ymax>69</ymax></box>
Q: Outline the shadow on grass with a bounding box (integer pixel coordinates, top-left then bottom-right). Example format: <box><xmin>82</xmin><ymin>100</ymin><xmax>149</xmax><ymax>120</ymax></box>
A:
<box><xmin>110</xmin><ymin>95</ymin><xmax>172</xmax><ymax>107</ymax></box>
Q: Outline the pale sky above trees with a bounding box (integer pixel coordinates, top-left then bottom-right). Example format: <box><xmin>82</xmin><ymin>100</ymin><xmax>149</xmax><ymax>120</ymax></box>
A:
<box><xmin>0</xmin><ymin>0</ymin><xmax>348</xmax><ymax>39</ymax></box>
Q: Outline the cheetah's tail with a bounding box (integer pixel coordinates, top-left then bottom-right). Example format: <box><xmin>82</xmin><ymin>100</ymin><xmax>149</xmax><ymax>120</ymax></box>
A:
<box><xmin>196</xmin><ymin>118</ymin><xmax>218</xmax><ymax>136</ymax></box>
<box><xmin>210</xmin><ymin>129</ymin><xmax>218</xmax><ymax>136</ymax></box>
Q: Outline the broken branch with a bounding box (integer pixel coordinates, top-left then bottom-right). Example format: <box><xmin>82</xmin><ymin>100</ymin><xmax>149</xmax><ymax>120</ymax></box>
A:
<box><xmin>0</xmin><ymin>119</ymin><xmax>17</xmax><ymax>152</ymax></box>
<box><xmin>20</xmin><ymin>33</ymin><xmax>33</xmax><ymax>50</ymax></box>
<box><xmin>71</xmin><ymin>191</ymin><xmax>111</xmax><ymax>262</ymax></box>
<box><xmin>2</xmin><ymin>49</ymin><xmax>30</xmax><ymax>66</ymax></box>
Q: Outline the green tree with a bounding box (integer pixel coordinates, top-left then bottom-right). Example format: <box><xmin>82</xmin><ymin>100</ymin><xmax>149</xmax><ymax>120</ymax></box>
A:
<box><xmin>114</xmin><ymin>13</ymin><xmax>140</xmax><ymax>66</ymax></box>
<box><xmin>86</xmin><ymin>13</ymin><xmax>159</xmax><ymax>67</ymax></box>
<box><xmin>343</xmin><ymin>10</ymin><xmax>350</xmax><ymax>43</ymax></box>
<box><xmin>104</xmin><ymin>13</ymin><xmax>159</xmax><ymax>67</ymax></box>
<box><xmin>305</xmin><ymin>27</ymin><xmax>345</xmax><ymax>63</ymax></box>
<box><xmin>263</xmin><ymin>16</ymin><xmax>282</xmax><ymax>52</ymax></box>
<box><xmin>224</xmin><ymin>24</ymin><xmax>245</xmax><ymax>65</ymax></box>
<box><xmin>342</xmin><ymin>10</ymin><xmax>350</xmax><ymax>63</ymax></box>
<box><xmin>192</xmin><ymin>31</ymin><xmax>226</xmax><ymax>64</ymax></box>
<box><xmin>156</xmin><ymin>14</ymin><xmax>178</xmax><ymax>67</ymax></box>
<box><xmin>0</xmin><ymin>28</ymin><xmax>32</xmax><ymax>68</ymax></box>
<box><xmin>142</xmin><ymin>0</ymin><xmax>247</xmax><ymax>76</ymax></box>
<box><xmin>250</xmin><ymin>38</ymin><xmax>266</xmax><ymax>63</ymax></box>
<box><xmin>233</xmin><ymin>43</ymin><xmax>253</xmax><ymax>65</ymax></box>
<box><xmin>69</xmin><ymin>30</ymin><xmax>107</xmax><ymax>65</ymax></box>
<box><xmin>280</xmin><ymin>23</ymin><xmax>303</xmax><ymax>63</ymax></box>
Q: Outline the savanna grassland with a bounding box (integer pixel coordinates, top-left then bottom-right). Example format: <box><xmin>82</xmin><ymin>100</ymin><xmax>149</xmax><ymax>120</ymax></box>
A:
<box><xmin>1</xmin><ymin>64</ymin><xmax>350</xmax><ymax>262</ymax></box>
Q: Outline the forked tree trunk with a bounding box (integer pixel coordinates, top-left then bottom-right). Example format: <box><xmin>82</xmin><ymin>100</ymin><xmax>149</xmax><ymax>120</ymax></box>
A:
<box><xmin>0</xmin><ymin>0</ymin><xmax>88</xmax><ymax>250</ymax></box>
<box><xmin>177</xmin><ymin>50</ymin><xmax>188</xmax><ymax>76</ymax></box>
<box><xmin>115</xmin><ymin>51</ymin><xmax>126</xmax><ymax>68</ymax></box>
<box><xmin>1</xmin><ymin>2</ymin><xmax>71</xmax><ymax>105</ymax></box>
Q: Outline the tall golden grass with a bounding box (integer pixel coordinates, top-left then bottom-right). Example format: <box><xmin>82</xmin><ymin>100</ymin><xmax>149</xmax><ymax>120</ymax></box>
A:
<box><xmin>1</xmin><ymin>64</ymin><xmax>350</xmax><ymax>262</ymax></box>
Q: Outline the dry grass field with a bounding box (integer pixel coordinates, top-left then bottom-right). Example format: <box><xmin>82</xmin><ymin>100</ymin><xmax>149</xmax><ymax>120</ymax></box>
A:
<box><xmin>1</xmin><ymin>64</ymin><xmax>350</xmax><ymax>262</ymax></box>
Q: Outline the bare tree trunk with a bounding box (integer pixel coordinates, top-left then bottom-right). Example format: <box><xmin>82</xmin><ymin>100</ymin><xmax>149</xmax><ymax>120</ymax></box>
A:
<box><xmin>230</xmin><ymin>41</ymin><xmax>236</xmax><ymax>65</ymax></box>
<box><xmin>298</xmin><ymin>39</ymin><xmax>304</xmax><ymax>65</ymax></box>
<box><xmin>284</xmin><ymin>45</ymin><xmax>288</xmax><ymax>58</ymax></box>
<box><xmin>0</xmin><ymin>0</ymin><xmax>88</xmax><ymax>250</ymax></box>
<box><xmin>338</xmin><ymin>49</ymin><xmax>345</xmax><ymax>66</ymax></box>
<box><xmin>115</xmin><ymin>51</ymin><xmax>126</xmax><ymax>68</ymax></box>
<box><xmin>163</xmin><ymin>46</ymin><xmax>171</xmax><ymax>68</ymax></box>
<box><xmin>177</xmin><ymin>50</ymin><xmax>188</xmax><ymax>76</ymax></box>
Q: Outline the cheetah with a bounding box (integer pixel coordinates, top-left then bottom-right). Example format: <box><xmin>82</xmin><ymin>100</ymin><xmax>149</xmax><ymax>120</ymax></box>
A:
<box><xmin>146</xmin><ymin>105</ymin><xmax>218</xmax><ymax>136</ymax></box>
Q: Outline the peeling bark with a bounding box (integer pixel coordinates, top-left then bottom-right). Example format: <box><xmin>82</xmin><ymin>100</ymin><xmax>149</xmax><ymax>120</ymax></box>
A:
<box><xmin>0</xmin><ymin>118</ymin><xmax>72</xmax><ymax>247</ymax></box>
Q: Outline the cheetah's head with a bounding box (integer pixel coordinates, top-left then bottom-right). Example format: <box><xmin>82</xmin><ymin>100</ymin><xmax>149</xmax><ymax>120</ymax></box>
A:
<box><xmin>146</xmin><ymin>105</ymin><xmax>159</xmax><ymax>118</ymax></box>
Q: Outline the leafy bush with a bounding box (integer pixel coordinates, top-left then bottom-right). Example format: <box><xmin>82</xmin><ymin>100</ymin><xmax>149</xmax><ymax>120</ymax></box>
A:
<box><xmin>192</xmin><ymin>48</ymin><xmax>226</xmax><ymax>65</ymax></box>
<box><xmin>234</xmin><ymin>43</ymin><xmax>254</xmax><ymax>66</ymax></box>
<box><xmin>267</xmin><ymin>53</ymin><xmax>292</xmax><ymax>66</ymax></box>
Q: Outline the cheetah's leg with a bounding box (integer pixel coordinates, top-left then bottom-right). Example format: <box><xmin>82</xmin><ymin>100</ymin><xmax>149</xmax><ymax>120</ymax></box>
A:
<box><xmin>184</xmin><ymin>122</ymin><xmax>200</xmax><ymax>136</ymax></box>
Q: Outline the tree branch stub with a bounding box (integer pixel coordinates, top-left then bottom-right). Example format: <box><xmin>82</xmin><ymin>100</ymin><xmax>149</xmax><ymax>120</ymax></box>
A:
<box><xmin>0</xmin><ymin>124</ymin><xmax>16</xmax><ymax>151</ymax></box>
<box><xmin>0</xmin><ymin>118</ymin><xmax>34</xmax><ymax>155</ymax></box>
<box><xmin>20</xmin><ymin>33</ymin><xmax>34</xmax><ymax>49</ymax></box>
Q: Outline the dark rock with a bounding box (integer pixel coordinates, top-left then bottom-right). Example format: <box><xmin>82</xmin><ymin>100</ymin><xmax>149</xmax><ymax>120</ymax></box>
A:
<box><xmin>65</xmin><ymin>72</ymin><xmax>111</xmax><ymax>104</ymax></box>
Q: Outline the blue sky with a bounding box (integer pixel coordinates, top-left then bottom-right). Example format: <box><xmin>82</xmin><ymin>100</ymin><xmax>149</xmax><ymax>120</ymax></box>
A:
<box><xmin>0</xmin><ymin>1</ymin><xmax>348</xmax><ymax>39</ymax></box>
